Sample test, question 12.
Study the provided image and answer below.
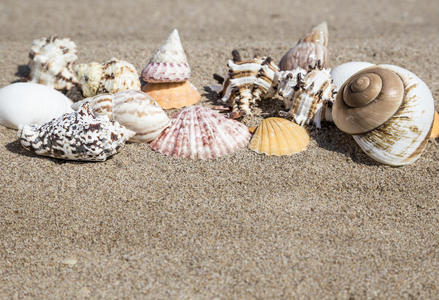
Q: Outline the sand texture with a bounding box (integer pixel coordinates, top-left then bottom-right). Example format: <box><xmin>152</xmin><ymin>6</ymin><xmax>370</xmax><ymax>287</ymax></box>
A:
<box><xmin>1</xmin><ymin>0</ymin><xmax>439</xmax><ymax>298</ymax></box>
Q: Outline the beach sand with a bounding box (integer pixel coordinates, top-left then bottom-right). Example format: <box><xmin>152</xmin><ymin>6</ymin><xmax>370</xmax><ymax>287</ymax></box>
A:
<box><xmin>1</xmin><ymin>0</ymin><xmax>438</xmax><ymax>298</ymax></box>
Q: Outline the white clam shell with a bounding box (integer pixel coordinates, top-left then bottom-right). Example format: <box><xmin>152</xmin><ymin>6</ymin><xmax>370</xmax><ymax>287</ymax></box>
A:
<box><xmin>330</xmin><ymin>61</ymin><xmax>374</xmax><ymax>92</ymax></box>
<box><xmin>352</xmin><ymin>64</ymin><xmax>434</xmax><ymax>166</ymax></box>
<box><xmin>0</xmin><ymin>83</ymin><xmax>73</xmax><ymax>129</ymax></box>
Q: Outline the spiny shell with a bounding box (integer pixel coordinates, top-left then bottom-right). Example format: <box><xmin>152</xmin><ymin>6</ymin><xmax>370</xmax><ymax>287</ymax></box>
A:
<box><xmin>286</xmin><ymin>66</ymin><xmax>336</xmax><ymax>127</ymax></box>
<box><xmin>141</xmin><ymin>29</ymin><xmax>190</xmax><ymax>83</ymax></box>
<box><xmin>72</xmin><ymin>90</ymin><xmax>170</xmax><ymax>142</ymax></box>
<box><xmin>279</xmin><ymin>22</ymin><xmax>328</xmax><ymax>71</ymax></box>
<box><xmin>248</xmin><ymin>117</ymin><xmax>310</xmax><ymax>156</ymax></box>
<box><xmin>0</xmin><ymin>83</ymin><xmax>73</xmax><ymax>129</ymax></box>
<box><xmin>275</xmin><ymin>68</ymin><xmax>307</xmax><ymax>106</ymax></box>
<box><xmin>75</xmin><ymin>59</ymin><xmax>141</xmax><ymax>97</ymax></box>
<box><xmin>28</xmin><ymin>36</ymin><xmax>79</xmax><ymax>91</ymax></box>
<box><xmin>142</xmin><ymin>81</ymin><xmax>201</xmax><ymax>109</ymax></box>
<box><xmin>334</xmin><ymin>65</ymin><xmax>434</xmax><ymax>166</ymax></box>
<box><xmin>18</xmin><ymin>103</ymin><xmax>134</xmax><ymax>161</ymax></box>
<box><xmin>150</xmin><ymin>106</ymin><xmax>251</xmax><ymax>160</ymax></box>
<box><xmin>330</xmin><ymin>61</ymin><xmax>374</xmax><ymax>92</ymax></box>
<box><xmin>218</xmin><ymin>51</ymin><xmax>279</xmax><ymax>118</ymax></box>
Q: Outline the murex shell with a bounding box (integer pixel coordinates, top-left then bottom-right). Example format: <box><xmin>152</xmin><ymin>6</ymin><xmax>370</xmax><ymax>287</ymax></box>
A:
<box><xmin>279</xmin><ymin>22</ymin><xmax>328</xmax><ymax>71</ymax></box>
<box><xmin>28</xmin><ymin>36</ymin><xmax>79</xmax><ymax>91</ymax></box>
<box><xmin>75</xmin><ymin>58</ymin><xmax>141</xmax><ymax>97</ymax></box>
<box><xmin>0</xmin><ymin>82</ymin><xmax>73</xmax><ymax>129</ymax></box>
<box><xmin>18</xmin><ymin>104</ymin><xmax>134</xmax><ymax>161</ymax></box>
<box><xmin>248</xmin><ymin>117</ymin><xmax>310</xmax><ymax>156</ymax></box>
<box><xmin>142</xmin><ymin>81</ymin><xmax>201</xmax><ymax>109</ymax></box>
<box><xmin>333</xmin><ymin>64</ymin><xmax>434</xmax><ymax>166</ymax></box>
<box><xmin>278</xmin><ymin>65</ymin><xmax>336</xmax><ymax>128</ymax></box>
<box><xmin>72</xmin><ymin>90</ymin><xmax>170</xmax><ymax>143</ymax></box>
<box><xmin>216</xmin><ymin>50</ymin><xmax>279</xmax><ymax>118</ymax></box>
<box><xmin>142</xmin><ymin>29</ymin><xmax>191</xmax><ymax>83</ymax></box>
<box><xmin>150</xmin><ymin>106</ymin><xmax>251</xmax><ymax>159</ymax></box>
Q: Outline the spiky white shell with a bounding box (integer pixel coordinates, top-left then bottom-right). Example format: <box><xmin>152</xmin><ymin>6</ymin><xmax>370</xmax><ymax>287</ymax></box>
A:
<box><xmin>0</xmin><ymin>83</ymin><xmax>73</xmax><ymax>129</ymax></box>
<box><xmin>72</xmin><ymin>90</ymin><xmax>170</xmax><ymax>143</ymax></box>
<box><xmin>28</xmin><ymin>36</ymin><xmax>78</xmax><ymax>91</ymax></box>
<box><xmin>142</xmin><ymin>29</ymin><xmax>191</xmax><ymax>83</ymax></box>
<box><xmin>352</xmin><ymin>64</ymin><xmax>434</xmax><ymax>166</ymax></box>
<box><xmin>74</xmin><ymin>62</ymin><xmax>103</xmax><ymax>97</ymax></box>
<box><xmin>330</xmin><ymin>61</ymin><xmax>374</xmax><ymax>92</ymax></box>
<box><xmin>275</xmin><ymin>68</ymin><xmax>307</xmax><ymax>107</ymax></box>
<box><xmin>150</xmin><ymin>106</ymin><xmax>251</xmax><ymax>159</ymax></box>
<box><xmin>18</xmin><ymin>104</ymin><xmax>134</xmax><ymax>161</ymax></box>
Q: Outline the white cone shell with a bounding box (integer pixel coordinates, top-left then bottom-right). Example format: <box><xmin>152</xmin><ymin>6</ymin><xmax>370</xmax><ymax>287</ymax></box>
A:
<box><xmin>330</xmin><ymin>61</ymin><xmax>374</xmax><ymax>92</ymax></box>
<box><xmin>72</xmin><ymin>90</ymin><xmax>170</xmax><ymax>143</ymax></box>
<box><xmin>353</xmin><ymin>64</ymin><xmax>434</xmax><ymax>166</ymax></box>
<box><xmin>150</xmin><ymin>106</ymin><xmax>251</xmax><ymax>159</ymax></box>
<box><xmin>0</xmin><ymin>82</ymin><xmax>73</xmax><ymax>129</ymax></box>
<box><xmin>142</xmin><ymin>29</ymin><xmax>191</xmax><ymax>83</ymax></box>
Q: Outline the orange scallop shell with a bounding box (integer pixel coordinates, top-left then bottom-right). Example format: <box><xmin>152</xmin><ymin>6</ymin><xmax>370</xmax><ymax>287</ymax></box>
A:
<box><xmin>431</xmin><ymin>110</ymin><xmax>439</xmax><ymax>139</ymax></box>
<box><xmin>142</xmin><ymin>81</ymin><xmax>201</xmax><ymax>109</ymax></box>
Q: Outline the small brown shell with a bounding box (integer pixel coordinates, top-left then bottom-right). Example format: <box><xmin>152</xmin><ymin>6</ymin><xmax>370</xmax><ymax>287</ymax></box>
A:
<box><xmin>333</xmin><ymin>67</ymin><xmax>404</xmax><ymax>135</ymax></box>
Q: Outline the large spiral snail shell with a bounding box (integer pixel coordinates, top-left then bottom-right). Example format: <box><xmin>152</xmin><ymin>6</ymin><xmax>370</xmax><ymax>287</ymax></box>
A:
<box><xmin>333</xmin><ymin>65</ymin><xmax>435</xmax><ymax>166</ymax></box>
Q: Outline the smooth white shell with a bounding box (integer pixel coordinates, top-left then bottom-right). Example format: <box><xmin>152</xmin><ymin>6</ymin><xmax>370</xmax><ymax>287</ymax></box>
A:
<box><xmin>330</xmin><ymin>62</ymin><xmax>374</xmax><ymax>92</ymax></box>
<box><xmin>353</xmin><ymin>64</ymin><xmax>434</xmax><ymax>166</ymax></box>
<box><xmin>0</xmin><ymin>83</ymin><xmax>73</xmax><ymax>129</ymax></box>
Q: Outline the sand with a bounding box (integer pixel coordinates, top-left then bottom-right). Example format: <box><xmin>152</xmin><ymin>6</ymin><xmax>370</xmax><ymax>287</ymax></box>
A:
<box><xmin>1</xmin><ymin>0</ymin><xmax>438</xmax><ymax>298</ymax></box>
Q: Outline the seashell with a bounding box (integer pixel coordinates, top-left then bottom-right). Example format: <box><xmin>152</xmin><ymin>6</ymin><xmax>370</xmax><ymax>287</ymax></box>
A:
<box><xmin>431</xmin><ymin>110</ymin><xmax>439</xmax><ymax>139</ymax></box>
<box><xmin>214</xmin><ymin>50</ymin><xmax>279</xmax><ymax>118</ymax></box>
<box><xmin>142</xmin><ymin>81</ymin><xmax>201</xmax><ymax>109</ymax></box>
<box><xmin>330</xmin><ymin>61</ymin><xmax>374</xmax><ymax>92</ymax></box>
<box><xmin>75</xmin><ymin>58</ymin><xmax>141</xmax><ymax>97</ymax></box>
<box><xmin>281</xmin><ymin>65</ymin><xmax>336</xmax><ymax>128</ymax></box>
<box><xmin>150</xmin><ymin>106</ymin><xmax>251</xmax><ymax>159</ymax></box>
<box><xmin>74</xmin><ymin>62</ymin><xmax>103</xmax><ymax>98</ymax></box>
<box><xmin>18</xmin><ymin>103</ymin><xmax>134</xmax><ymax>161</ymax></box>
<box><xmin>275</xmin><ymin>68</ymin><xmax>307</xmax><ymax>107</ymax></box>
<box><xmin>333</xmin><ymin>65</ymin><xmax>435</xmax><ymax>166</ymax></box>
<box><xmin>0</xmin><ymin>82</ymin><xmax>73</xmax><ymax>129</ymax></box>
<box><xmin>72</xmin><ymin>90</ymin><xmax>170</xmax><ymax>142</ymax></box>
<box><xmin>28</xmin><ymin>36</ymin><xmax>79</xmax><ymax>91</ymax></box>
<box><xmin>141</xmin><ymin>29</ymin><xmax>191</xmax><ymax>83</ymax></box>
<box><xmin>279</xmin><ymin>22</ymin><xmax>328</xmax><ymax>72</ymax></box>
<box><xmin>248</xmin><ymin>117</ymin><xmax>310</xmax><ymax>156</ymax></box>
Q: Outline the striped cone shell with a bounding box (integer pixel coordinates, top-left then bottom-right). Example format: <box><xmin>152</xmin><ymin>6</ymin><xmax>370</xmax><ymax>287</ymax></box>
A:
<box><xmin>142</xmin><ymin>81</ymin><xmax>201</xmax><ymax>109</ymax></box>
<box><xmin>150</xmin><ymin>106</ymin><xmax>251</xmax><ymax>159</ymax></box>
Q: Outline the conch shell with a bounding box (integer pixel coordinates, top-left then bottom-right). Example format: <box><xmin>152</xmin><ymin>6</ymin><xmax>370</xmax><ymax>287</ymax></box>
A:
<box><xmin>333</xmin><ymin>65</ymin><xmax>435</xmax><ymax>166</ymax></box>
<box><xmin>28</xmin><ymin>36</ymin><xmax>79</xmax><ymax>91</ymax></box>
<box><xmin>279</xmin><ymin>22</ymin><xmax>328</xmax><ymax>71</ymax></box>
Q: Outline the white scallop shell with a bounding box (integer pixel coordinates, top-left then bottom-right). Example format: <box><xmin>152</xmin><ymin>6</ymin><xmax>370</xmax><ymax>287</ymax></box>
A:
<box><xmin>18</xmin><ymin>103</ymin><xmax>134</xmax><ymax>161</ymax></box>
<box><xmin>353</xmin><ymin>64</ymin><xmax>434</xmax><ymax>166</ymax></box>
<box><xmin>0</xmin><ymin>83</ymin><xmax>73</xmax><ymax>129</ymax></box>
<box><xmin>150</xmin><ymin>106</ymin><xmax>250</xmax><ymax>159</ymax></box>
<box><xmin>141</xmin><ymin>29</ymin><xmax>191</xmax><ymax>83</ymax></box>
<box><xmin>74</xmin><ymin>62</ymin><xmax>103</xmax><ymax>97</ymax></box>
<box><xmin>28</xmin><ymin>36</ymin><xmax>78</xmax><ymax>91</ymax></box>
<box><xmin>330</xmin><ymin>61</ymin><xmax>374</xmax><ymax>92</ymax></box>
<box><xmin>72</xmin><ymin>90</ymin><xmax>170</xmax><ymax>142</ymax></box>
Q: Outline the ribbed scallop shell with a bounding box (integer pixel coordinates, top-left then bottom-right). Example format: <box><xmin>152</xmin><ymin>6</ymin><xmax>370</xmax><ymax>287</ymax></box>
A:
<box><xmin>141</xmin><ymin>29</ymin><xmax>190</xmax><ymax>83</ymax></box>
<box><xmin>279</xmin><ymin>22</ymin><xmax>328</xmax><ymax>71</ymax></box>
<box><xmin>72</xmin><ymin>90</ymin><xmax>170</xmax><ymax>142</ymax></box>
<box><xmin>142</xmin><ymin>81</ymin><xmax>201</xmax><ymax>109</ymax></box>
<box><xmin>352</xmin><ymin>64</ymin><xmax>434</xmax><ymax>166</ymax></box>
<box><xmin>18</xmin><ymin>103</ymin><xmax>134</xmax><ymax>161</ymax></box>
<box><xmin>248</xmin><ymin>117</ymin><xmax>309</xmax><ymax>156</ymax></box>
<box><xmin>287</xmin><ymin>67</ymin><xmax>335</xmax><ymax>127</ymax></box>
<box><xmin>150</xmin><ymin>106</ymin><xmax>250</xmax><ymax>159</ymax></box>
<box><xmin>28</xmin><ymin>36</ymin><xmax>79</xmax><ymax>91</ymax></box>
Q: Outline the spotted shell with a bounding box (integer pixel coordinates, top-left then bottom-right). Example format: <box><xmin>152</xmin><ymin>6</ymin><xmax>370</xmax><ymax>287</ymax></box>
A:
<box><xmin>279</xmin><ymin>22</ymin><xmax>328</xmax><ymax>71</ymax></box>
<box><xmin>141</xmin><ymin>29</ymin><xmax>191</xmax><ymax>83</ymax></box>
<box><xmin>333</xmin><ymin>65</ymin><xmax>435</xmax><ymax>166</ymax></box>
<box><xmin>150</xmin><ymin>106</ymin><xmax>251</xmax><ymax>159</ymax></box>
<box><xmin>142</xmin><ymin>81</ymin><xmax>201</xmax><ymax>109</ymax></box>
<box><xmin>248</xmin><ymin>117</ymin><xmax>309</xmax><ymax>156</ymax></box>
<box><xmin>72</xmin><ymin>90</ymin><xmax>170</xmax><ymax>143</ymax></box>
<box><xmin>18</xmin><ymin>103</ymin><xmax>134</xmax><ymax>161</ymax></box>
<box><xmin>28</xmin><ymin>36</ymin><xmax>79</xmax><ymax>91</ymax></box>
<box><xmin>74</xmin><ymin>62</ymin><xmax>103</xmax><ymax>97</ymax></box>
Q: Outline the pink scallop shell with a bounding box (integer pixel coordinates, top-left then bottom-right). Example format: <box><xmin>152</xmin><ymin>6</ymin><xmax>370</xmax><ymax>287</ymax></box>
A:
<box><xmin>150</xmin><ymin>106</ymin><xmax>251</xmax><ymax>159</ymax></box>
<box><xmin>141</xmin><ymin>62</ymin><xmax>190</xmax><ymax>83</ymax></box>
